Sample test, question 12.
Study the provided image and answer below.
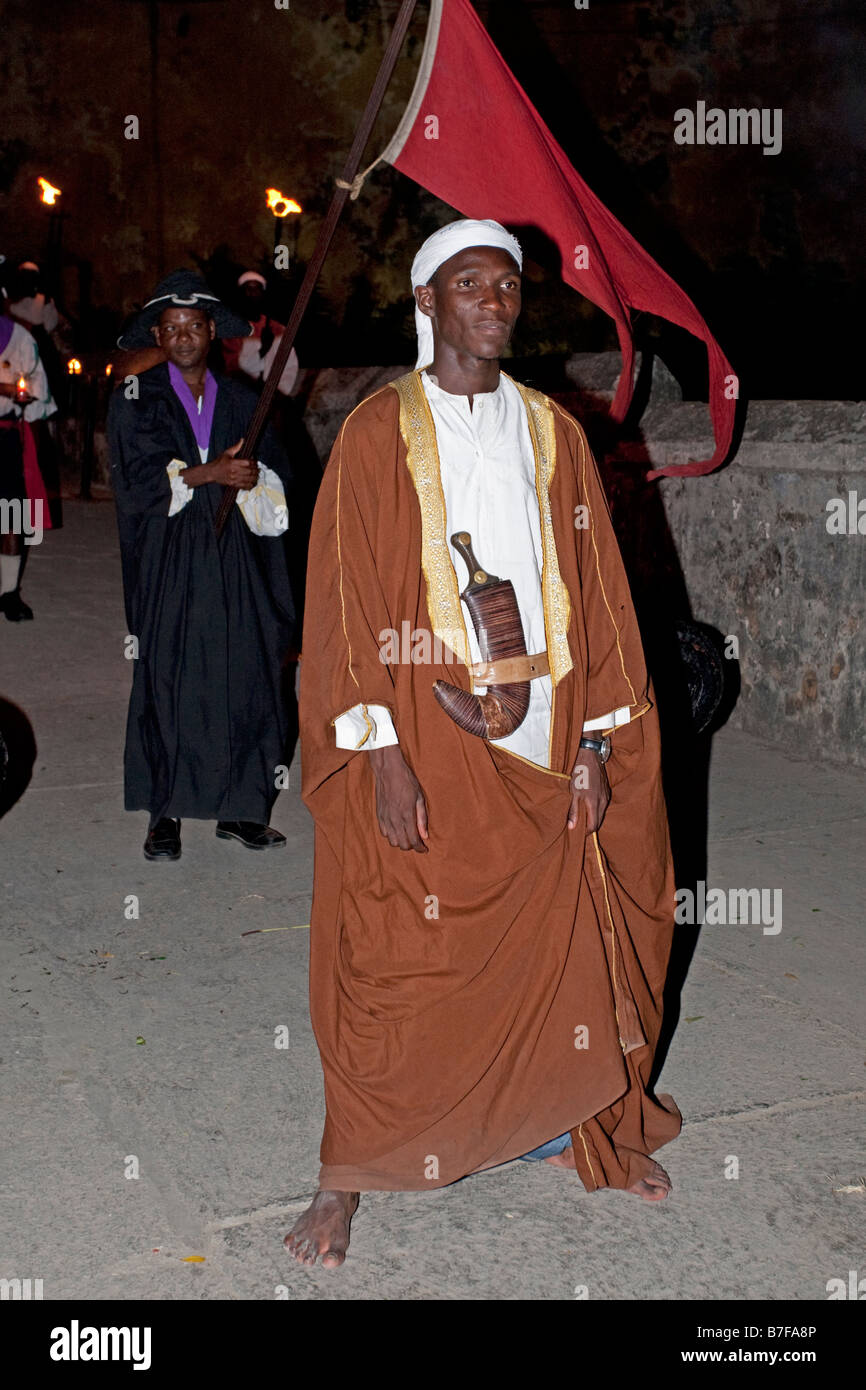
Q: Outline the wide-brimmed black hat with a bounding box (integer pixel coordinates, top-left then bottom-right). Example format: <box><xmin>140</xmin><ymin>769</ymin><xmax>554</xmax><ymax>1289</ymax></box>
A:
<box><xmin>117</xmin><ymin>269</ymin><xmax>253</xmax><ymax>348</ymax></box>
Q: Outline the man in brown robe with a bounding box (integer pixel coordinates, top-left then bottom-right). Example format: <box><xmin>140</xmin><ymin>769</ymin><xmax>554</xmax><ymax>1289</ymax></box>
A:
<box><xmin>286</xmin><ymin>219</ymin><xmax>681</xmax><ymax>1268</ymax></box>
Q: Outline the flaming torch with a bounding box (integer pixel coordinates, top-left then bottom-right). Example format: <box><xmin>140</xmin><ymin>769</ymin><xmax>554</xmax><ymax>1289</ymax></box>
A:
<box><xmin>37</xmin><ymin>177</ymin><xmax>67</xmax><ymax>293</ymax></box>
<box><xmin>265</xmin><ymin>188</ymin><xmax>302</xmax><ymax>262</ymax></box>
<box><xmin>37</xmin><ymin>177</ymin><xmax>61</xmax><ymax>206</ymax></box>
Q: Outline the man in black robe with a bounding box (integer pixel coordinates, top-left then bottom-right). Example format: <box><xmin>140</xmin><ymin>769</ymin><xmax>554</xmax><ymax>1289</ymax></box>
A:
<box><xmin>109</xmin><ymin>270</ymin><xmax>295</xmax><ymax>861</ymax></box>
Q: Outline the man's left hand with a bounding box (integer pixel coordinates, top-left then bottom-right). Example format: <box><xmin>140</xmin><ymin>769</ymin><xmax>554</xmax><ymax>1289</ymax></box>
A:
<box><xmin>567</xmin><ymin>747</ymin><xmax>610</xmax><ymax>833</ymax></box>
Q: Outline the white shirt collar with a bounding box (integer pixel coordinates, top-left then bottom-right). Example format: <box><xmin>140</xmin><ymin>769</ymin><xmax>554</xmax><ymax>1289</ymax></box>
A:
<box><xmin>421</xmin><ymin>368</ymin><xmax>504</xmax><ymax>406</ymax></box>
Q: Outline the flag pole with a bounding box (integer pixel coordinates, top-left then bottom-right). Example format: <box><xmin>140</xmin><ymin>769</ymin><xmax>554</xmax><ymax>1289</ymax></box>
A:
<box><xmin>214</xmin><ymin>0</ymin><xmax>421</xmax><ymax>536</ymax></box>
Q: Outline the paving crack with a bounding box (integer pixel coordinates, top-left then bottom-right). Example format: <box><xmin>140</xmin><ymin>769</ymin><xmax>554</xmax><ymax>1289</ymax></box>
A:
<box><xmin>207</xmin><ymin>1194</ymin><xmax>319</xmax><ymax>1232</ymax></box>
<box><xmin>684</xmin><ymin>1089</ymin><xmax>865</xmax><ymax>1130</ymax></box>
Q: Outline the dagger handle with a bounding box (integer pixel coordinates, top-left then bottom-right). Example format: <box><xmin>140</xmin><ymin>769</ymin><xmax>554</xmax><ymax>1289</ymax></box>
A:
<box><xmin>450</xmin><ymin>531</ymin><xmax>500</xmax><ymax>592</ymax></box>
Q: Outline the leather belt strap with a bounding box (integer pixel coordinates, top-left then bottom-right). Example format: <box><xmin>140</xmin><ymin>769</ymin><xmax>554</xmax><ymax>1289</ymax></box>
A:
<box><xmin>469</xmin><ymin>650</ymin><xmax>550</xmax><ymax>685</ymax></box>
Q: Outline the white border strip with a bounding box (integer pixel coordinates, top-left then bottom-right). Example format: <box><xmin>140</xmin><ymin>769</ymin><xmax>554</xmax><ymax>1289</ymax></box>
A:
<box><xmin>380</xmin><ymin>0</ymin><xmax>444</xmax><ymax>166</ymax></box>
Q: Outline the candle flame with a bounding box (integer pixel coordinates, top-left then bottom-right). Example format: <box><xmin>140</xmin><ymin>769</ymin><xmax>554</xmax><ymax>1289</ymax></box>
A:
<box><xmin>67</xmin><ymin>358</ymin><xmax>83</xmax><ymax>375</ymax></box>
<box><xmin>105</xmin><ymin>363</ymin><xmax>113</xmax><ymax>376</ymax></box>
<box><xmin>265</xmin><ymin>188</ymin><xmax>302</xmax><ymax>218</ymax></box>
<box><xmin>38</xmin><ymin>177</ymin><xmax>62</xmax><ymax>206</ymax></box>
<box><xmin>17</xmin><ymin>377</ymin><xmax>27</xmax><ymax>390</ymax></box>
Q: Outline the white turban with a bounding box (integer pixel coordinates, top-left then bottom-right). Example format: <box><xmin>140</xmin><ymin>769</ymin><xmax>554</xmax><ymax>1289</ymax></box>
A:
<box><xmin>410</xmin><ymin>218</ymin><xmax>522</xmax><ymax>370</ymax></box>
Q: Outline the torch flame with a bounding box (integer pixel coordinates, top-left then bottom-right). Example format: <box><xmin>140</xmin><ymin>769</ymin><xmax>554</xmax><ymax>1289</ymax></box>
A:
<box><xmin>265</xmin><ymin>188</ymin><xmax>302</xmax><ymax>218</ymax></box>
<box><xmin>38</xmin><ymin>177</ymin><xmax>62</xmax><ymax>206</ymax></box>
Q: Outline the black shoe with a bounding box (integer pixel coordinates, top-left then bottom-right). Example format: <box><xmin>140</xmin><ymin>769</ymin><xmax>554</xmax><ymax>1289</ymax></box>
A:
<box><xmin>215</xmin><ymin>820</ymin><xmax>286</xmax><ymax>850</ymax></box>
<box><xmin>144</xmin><ymin>817</ymin><xmax>181</xmax><ymax>860</ymax></box>
<box><xmin>0</xmin><ymin>591</ymin><xmax>34</xmax><ymax>621</ymax></box>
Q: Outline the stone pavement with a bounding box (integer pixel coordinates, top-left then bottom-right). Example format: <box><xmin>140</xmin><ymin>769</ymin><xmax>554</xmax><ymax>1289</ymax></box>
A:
<box><xmin>0</xmin><ymin>501</ymin><xmax>862</xmax><ymax>1302</ymax></box>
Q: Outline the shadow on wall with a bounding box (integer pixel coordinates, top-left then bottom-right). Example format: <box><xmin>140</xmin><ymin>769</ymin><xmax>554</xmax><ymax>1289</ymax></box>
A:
<box><xmin>0</xmin><ymin>697</ymin><xmax>37</xmax><ymax>820</ymax></box>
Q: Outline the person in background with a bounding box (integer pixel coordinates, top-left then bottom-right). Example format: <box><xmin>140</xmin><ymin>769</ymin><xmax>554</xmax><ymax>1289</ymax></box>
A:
<box><xmin>0</xmin><ymin>259</ymin><xmax>56</xmax><ymax>621</ymax></box>
<box><xmin>5</xmin><ymin>259</ymin><xmax>71</xmax><ymax>531</ymax></box>
<box><xmin>222</xmin><ymin>271</ymin><xmax>299</xmax><ymax>399</ymax></box>
<box><xmin>6</xmin><ymin>260</ymin><xmax>74</xmax><ymax>380</ymax></box>
<box><xmin>108</xmin><ymin>270</ymin><xmax>295</xmax><ymax>862</ymax></box>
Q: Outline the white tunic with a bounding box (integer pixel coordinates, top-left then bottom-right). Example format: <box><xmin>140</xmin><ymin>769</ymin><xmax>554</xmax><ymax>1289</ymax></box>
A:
<box><xmin>334</xmin><ymin>370</ymin><xmax>627</xmax><ymax>768</ymax></box>
<box><xmin>0</xmin><ymin>320</ymin><xmax>56</xmax><ymax>423</ymax></box>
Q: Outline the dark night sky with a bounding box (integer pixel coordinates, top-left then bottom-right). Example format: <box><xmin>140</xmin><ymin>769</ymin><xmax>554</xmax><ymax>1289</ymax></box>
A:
<box><xmin>0</xmin><ymin>0</ymin><xmax>862</xmax><ymax>399</ymax></box>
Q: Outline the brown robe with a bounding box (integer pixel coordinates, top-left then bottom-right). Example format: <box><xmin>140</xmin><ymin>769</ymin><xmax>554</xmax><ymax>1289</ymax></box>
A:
<box><xmin>299</xmin><ymin>369</ymin><xmax>681</xmax><ymax>1192</ymax></box>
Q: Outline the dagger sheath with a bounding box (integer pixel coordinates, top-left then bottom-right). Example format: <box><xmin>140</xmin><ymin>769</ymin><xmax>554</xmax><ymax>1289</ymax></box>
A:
<box><xmin>432</xmin><ymin>532</ymin><xmax>531</xmax><ymax>739</ymax></box>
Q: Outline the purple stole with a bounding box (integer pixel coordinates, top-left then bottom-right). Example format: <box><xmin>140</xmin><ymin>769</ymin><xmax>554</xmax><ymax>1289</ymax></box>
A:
<box><xmin>167</xmin><ymin>362</ymin><xmax>217</xmax><ymax>454</ymax></box>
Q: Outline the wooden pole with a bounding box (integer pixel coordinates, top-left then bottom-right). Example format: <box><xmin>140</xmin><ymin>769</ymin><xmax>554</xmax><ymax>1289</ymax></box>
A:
<box><xmin>213</xmin><ymin>0</ymin><xmax>420</xmax><ymax>537</ymax></box>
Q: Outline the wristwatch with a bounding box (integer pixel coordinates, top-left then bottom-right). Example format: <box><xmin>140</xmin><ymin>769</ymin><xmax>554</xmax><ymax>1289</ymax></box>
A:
<box><xmin>579</xmin><ymin>734</ymin><xmax>611</xmax><ymax>763</ymax></box>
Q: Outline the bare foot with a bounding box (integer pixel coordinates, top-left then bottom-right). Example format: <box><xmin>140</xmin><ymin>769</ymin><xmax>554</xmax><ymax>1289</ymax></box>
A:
<box><xmin>283</xmin><ymin>1190</ymin><xmax>359</xmax><ymax>1268</ymax></box>
<box><xmin>544</xmin><ymin>1148</ymin><xmax>670</xmax><ymax>1200</ymax></box>
<box><xmin>544</xmin><ymin>1146</ymin><xmax>575</xmax><ymax>1169</ymax></box>
<box><xmin>626</xmin><ymin>1160</ymin><xmax>671</xmax><ymax>1202</ymax></box>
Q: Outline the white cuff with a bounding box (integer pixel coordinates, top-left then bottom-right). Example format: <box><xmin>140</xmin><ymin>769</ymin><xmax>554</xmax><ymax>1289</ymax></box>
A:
<box><xmin>237</xmin><ymin>336</ymin><xmax>266</xmax><ymax>380</ymax></box>
<box><xmin>236</xmin><ymin>463</ymin><xmax>288</xmax><ymax>536</ymax></box>
<box><xmin>334</xmin><ymin>703</ymin><xmax>398</xmax><ymax>751</ymax></box>
<box><xmin>166</xmin><ymin>459</ymin><xmax>193</xmax><ymax>516</ymax></box>
<box><xmin>583</xmin><ymin>705</ymin><xmax>632</xmax><ymax>732</ymax></box>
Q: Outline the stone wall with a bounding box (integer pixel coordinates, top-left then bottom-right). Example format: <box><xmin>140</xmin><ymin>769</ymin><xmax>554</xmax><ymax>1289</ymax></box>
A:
<box><xmin>642</xmin><ymin>400</ymin><xmax>865</xmax><ymax>768</ymax></box>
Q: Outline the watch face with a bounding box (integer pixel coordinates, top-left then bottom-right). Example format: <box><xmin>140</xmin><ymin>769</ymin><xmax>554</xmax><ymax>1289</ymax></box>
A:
<box><xmin>581</xmin><ymin>736</ymin><xmax>611</xmax><ymax>761</ymax></box>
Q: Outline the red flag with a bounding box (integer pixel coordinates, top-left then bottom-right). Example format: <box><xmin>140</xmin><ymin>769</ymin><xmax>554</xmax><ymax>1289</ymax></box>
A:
<box><xmin>382</xmin><ymin>0</ymin><xmax>736</xmax><ymax>478</ymax></box>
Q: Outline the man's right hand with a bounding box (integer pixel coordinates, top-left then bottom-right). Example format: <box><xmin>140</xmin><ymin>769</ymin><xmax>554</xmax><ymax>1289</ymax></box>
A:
<box><xmin>368</xmin><ymin>744</ymin><xmax>429</xmax><ymax>852</ymax></box>
<box><xmin>207</xmin><ymin>440</ymin><xmax>258</xmax><ymax>489</ymax></box>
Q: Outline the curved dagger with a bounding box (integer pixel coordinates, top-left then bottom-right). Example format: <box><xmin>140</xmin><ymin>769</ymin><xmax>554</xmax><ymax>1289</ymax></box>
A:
<box><xmin>432</xmin><ymin>531</ymin><xmax>531</xmax><ymax>739</ymax></box>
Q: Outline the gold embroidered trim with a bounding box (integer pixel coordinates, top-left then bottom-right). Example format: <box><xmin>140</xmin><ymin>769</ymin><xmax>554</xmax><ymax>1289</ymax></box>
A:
<box><xmin>577</xmin><ymin>1123</ymin><xmax>598</xmax><ymax>1188</ymax></box>
<box><xmin>495</xmin><ymin>745</ymin><xmax>570</xmax><ymax>781</ymax></box>
<box><xmin>598</xmin><ymin>700</ymin><xmax>651</xmax><ymax>736</ymax></box>
<box><xmin>548</xmin><ymin>683</ymin><xmax>557</xmax><ymax>769</ymax></box>
<box><xmin>328</xmin><ymin>701</ymin><xmax>396</xmax><ymax>729</ymax></box>
<box><xmin>509</xmin><ymin>377</ymin><xmax>573</xmax><ymax>689</ymax></box>
<box><xmin>355</xmin><ymin>703</ymin><xmax>374</xmax><ymax>749</ymax></box>
<box><xmin>390</xmin><ymin>371</ymin><xmax>473</xmax><ymax>673</ymax></box>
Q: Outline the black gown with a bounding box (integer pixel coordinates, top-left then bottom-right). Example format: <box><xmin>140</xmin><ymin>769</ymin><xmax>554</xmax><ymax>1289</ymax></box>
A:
<box><xmin>108</xmin><ymin>363</ymin><xmax>295</xmax><ymax>822</ymax></box>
